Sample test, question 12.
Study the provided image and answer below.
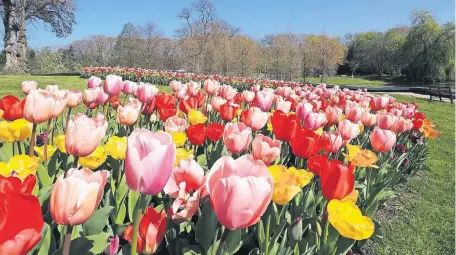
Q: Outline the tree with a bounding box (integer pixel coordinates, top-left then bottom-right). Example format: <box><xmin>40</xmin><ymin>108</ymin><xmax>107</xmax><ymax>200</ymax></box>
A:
<box><xmin>114</xmin><ymin>23</ymin><xmax>140</xmax><ymax>67</ymax></box>
<box><xmin>231</xmin><ymin>35</ymin><xmax>258</xmax><ymax>76</ymax></box>
<box><xmin>0</xmin><ymin>0</ymin><xmax>76</xmax><ymax>73</ymax></box>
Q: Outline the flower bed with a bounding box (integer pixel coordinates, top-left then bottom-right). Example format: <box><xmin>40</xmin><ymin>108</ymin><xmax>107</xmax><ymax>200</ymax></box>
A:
<box><xmin>0</xmin><ymin>77</ymin><xmax>439</xmax><ymax>255</ymax></box>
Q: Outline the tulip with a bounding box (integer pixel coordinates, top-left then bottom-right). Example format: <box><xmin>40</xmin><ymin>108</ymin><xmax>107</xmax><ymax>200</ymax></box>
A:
<box><xmin>179</xmin><ymin>97</ymin><xmax>197</xmax><ymax>114</ymax></box>
<box><xmin>205</xmin><ymin>123</ymin><xmax>223</xmax><ymax>141</ymax></box>
<box><xmin>125</xmin><ymin>129</ymin><xmax>175</xmax><ymax>194</ymax></box>
<box><xmin>188</xmin><ymin>109</ymin><xmax>208</xmax><ymax>125</ymax></box>
<box><xmin>155</xmin><ymin>93</ymin><xmax>176</xmax><ymax>109</ymax></box>
<box><xmin>206</xmin><ymin>155</ymin><xmax>273</xmax><ymax>230</ymax></box>
<box><xmin>123</xmin><ymin>207</ymin><xmax>167</xmax><ymax>254</ymax></box>
<box><xmin>390</xmin><ymin>117</ymin><xmax>413</xmax><ymax>133</ymax></box>
<box><xmin>252</xmin><ymin>134</ymin><xmax>281</xmax><ymax>165</ymax></box>
<box><xmin>103</xmin><ymin>75</ymin><xmax>122</xmax><ymax>95</ymax></box>
<box><xmin>276</xmin><ymin>99</ymin><xmax>292</xmax><ymax>114</ymax></box>
<box><xmin>157</xmin><ymin>107</ymin><xmax>177</xmax><ymax>122</ymax></box>
<box><xmin>169</xmin><ymin>183</ymin><xmax>204</xmax><ymax>221</ymax></box>
<box><xmin>170</xmin><ymin>80</ymin><xmax>183</xmax><ymax>92</ymax></box>
<box><xmin>0</xmin><ymin>109</ymin><xmax>3</xmax><ymax>120</ymax></box>
<box><xmin>50</xmin><ymin>168</ymin><xmax>109</xmax><ymax>225</ymax></box>
<box><xmin>320</xmin><ymin>160</ymin><xmax>354</xmax><ymax>200</ymax></box>
<box><xmin>105</xmin><ymin>235</ymin><xmax>120</xmax><ymax>255</ymax></box>
<box><xmin>0</xmin><ymin>154</ymin><xmax>39</xmax><ymax>180</ymax></box>
<box><xmin>343</xmin><ymin>144</ymin><xmax>378</xmax><ymax>168</ymax></box>
<box><xmin>376</xmin><ymin>113</ymin><xmax>398</xmax><ymax>130</ymax></box>
<box><xmin>345</xmin><ymin>102</ymin><xmax>364</xmax><ymax>122</ymax></box>
<box><xmin>253</xmin><ymin>90</ymin><xmax>274</xmax><ymax>112</ymax></box>
<box><xmin>163</xmin><ymin>158</ymin><xmax>204</xmax><ymax>197</ymax></box>
<box><xmin>0</xmin><ymin>95</ymin><xmax>25</xmax><ymax>121</ymax></box>
<box><xmin>321</xmin><ymin>132</ymin><xmax>343</xmax><ymax>153</ymax></box>
<box><xmin>370</xmin><ymin>128</ymin><xmax>397</xmax><ymax>152</ymax></box>
<box><xmin>79</xmin><ymin>146</ymin><xmax>108</xmax><ymax>169</ymax></box>
<box><xmin>361</xmin><ymin>111</ymin><xmax>377</xmax><ymax>127</ymax></box>
<box><xmin>175</xmin><ymin>148</ymin><xmax>194</xmax><ymax>166</ymax></box>
<box><xmin>223</xmin><ymin>122</ymin><xmax>252</xmax><ymax>154</ymax></box>
<box><xmin>325</xmin><ymin>105</ymin><xmax>343</xmax><ymax>126</ymax></box>
<box><xmin>95</xmin><ymin>87</ymin><xmax>109</xmax><ymax>105</ymax></box>
<box><xmin>170</xmin><ymin>131</ymin><xmax>187</xmax><ymax>147</ymax></box>
<box><xmin>252</xmin><ymin>84</ymin><xmax>260</xmax><ymax>92</ymax></box>
<box><xmin>175</xmin><ymin>87</ymin><xmax>187</xmax><ymax>100</ymax></box>
<box><xmin>34</xmin><ymin>145</ymin><xmax>57</xmax><ymax>161</ymax></box>
<box><xmin>0</xmin><ymin>175</ymin><xmax>44</xmax><ymax>255</ymax></box>
<box><xmin>186</xmin><ymin>123</ymin><xmax>207</xmax><ymax>145</ymax></box>
<box><xmin>83</xmin><ymin>88</ymin><xmax>99</xmax><ymax>107</ymax></box>
<box><xmin>66</xmin><ymin>113</ymin><xmax>108</xmax><ymax>157</ymax></box>
<box><xmin>303</xmin><ymin>112</ymin><xmax>327</xmax><ymax>130</ymax></box>
<box><xmin>307</xmin><ymin>153</ymin><xmax>328</xmax><ymax>176</ymax></box>
<box><xmin>21</xmin><ymin>80</ymin><xmax>37</xmax><ymax>94</ymax></box>
<box><xmin>137</xmin><ymin>82</ymin><xmax>158</xmax><ymax>103</ymax></box>
<box><xmin>290</xmin><ymin>128</ymin><xmax>322</xmax><ymax>159</ymax></box>
<box><xmin>211</xmin><ymin>96</ymin><xmax>226</xmax><ymax>112</ymax></box>
<box><xmin>203</xmin><ymin>79</ymin><xmax>220</xmax><ymax>95</ymax></box>
<box><xmin>165</xmin><ymin>116</ymin><xmax>188</xmax><ymax>133</ymax></box>
<box><xmin>327</xmin><ymin>200</ymin><xmax>374</xmax><ymax>240</ymax></box>
<box><xmin>389</xmin><ymin>108</ymin><xmax>403</xmax><ymax>117</ymax></box>
<box><xmin>186</xmin><ymin>80</ymin><xmax>201</xmax><ymax>96</ymax></box>
<box><xmin>371</xmin><ymin>95</ymin><xmax>390</xmax><ymax>111</ymax></box>
<box><xmin>338</xmin><ymin>120</ymin><xmax>360</xmax><ymax>141</ymax></box>
<box><xmin>45</xmin><ymin>85</ymin><xmax>59</xmax><ymax>94</ymax></box>
<box><xmin>54</xmin><ymin>134</ymin><xmax>66</xmax><ymax>153</ymax></box>
<box><xmin>117</xmin><ymin>98</ymin><xmax>142</xmax><ymax>126</ymax></box>
<box><xmin>104</xmin><ymin>136</ymin><xmax>127</xmax><ymax>160</ymax></box>
<box><xmin>87</xmin><ymin>76</ymin><xmax>102</xmax><ymax>88</ymax></box>
<box><xmin>0</xmin><ymin>119</ymin><xmax>32</xmax><ymax>142</ymax></box>
<box><xmin>243</xmin><ymin>106</ymin><xmax>269</xmax><ymax>131</ymax></box>
<box><xmin>65</xmin><ymin>90</ymin><xmax>83</xmax><ymax>108</ymax></box>
<box><xmin>141</xmin><ymin>97</ymin><xmax>156</xmax><ymax>115</ymax></box>
<box><xmin>296</xmin><ymin>102</ymin><xmax>313</xmax><ymax>123</ymax></box>
<box><xmin>268</xmin><ymin>165</ymin><xmax>313</xmax><ymax>205</ymax></box>
<box><xmin>241</xmin><ymin>90</ymin><xmax>255</xmax><ymax>103</ymax></box>
<box><xmin>219</xmin><ymin>103</ymin><xmax>238</xmax><ymax>121</ymax></box>
<box><xmin>412</xmin><ymin>119</ymin><xmax>423</xmax><ymax>130</ymax></box>
<box><xmin>414</xmin><ymin>112</ymin><xmax>426</xmax><ymax>119</ymax></box>
<box><xmin>219</xmin><ymin>84</ymin><xmax>237</xmax><ymax>101</ymax></box>
<box><xmin>23</xmin><ymin>89</ymin><xmax>66</xmax><ymax>123</ymax></box>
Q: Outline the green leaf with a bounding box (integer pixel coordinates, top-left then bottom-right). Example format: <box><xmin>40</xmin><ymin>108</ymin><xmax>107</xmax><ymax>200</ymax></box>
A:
<box><xmin>36</xmin><ymin>223</ymin><xmax>54</xmax><ymax>255</ymax></box>
<box><xmin>38</xmin><ymin>185</ymin><xmax>52</xmax><ymax>205</ymax></box>
<box><xmin>51</xmin><ymin>237</ymin><xmax>93</xmax><ymax>255</ymax></box>
<box><xmin>195</xmin><ymin>200</ymin><xmax>219</xmax><ymax>252</ymax></box>
<box><xmin>182</xmin><ymin>245</ymin><xmax>204</xmax><ymax>255</ymax></box>
<box><xmin>0</xmin><ymin>147</ymin><xmax>11</xmax><ymax>162</ymax></box>
<box><xmin>248</xmin><ymin>248</ymin><xmax>260</xmax><ymax>255</ymax></box>
<box><xmin>127</xmin><ymin>190</ymin><xmax>140</xmax><ymax>222</ymax></box>
<box><xmin>86</xmin><ymin>232</ymin><xmax>110</xmax><ymax>254</ymax></box>
<box><xmin>333</xmin><ymin>237</ymin><xmax>355</xmax><ymax>255</ymax></box>
<box><xmin>225</xmin><ymin>229</ymin><xmax>242</xmax><ymax>254</ymax></box>
<box><xmin>83</xmin><ymin>206</ymin><xmax>113</xmax><ymax>236</ymax></box>
<box><xmin>372</xmin><ymin>219</ymin><xmax>384</xmax><ymax>243</ymax></box>
<box><xmin>47</xmin><ymin>152</ymin><xmax>59</xmax><ymax>178</ymax></box>
<box><xmin>36</xmin><ymin>164</ymin><xmax>52</xmax><ymax>187</ymax></box>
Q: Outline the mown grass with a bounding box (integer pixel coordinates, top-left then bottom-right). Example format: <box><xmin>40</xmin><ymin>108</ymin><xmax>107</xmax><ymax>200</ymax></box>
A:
<box><xmin>0</xmin><ymin>75</ymin><xmax>172</xmax><ymax>97</ymax></box>
<box><xmin>370</xmin><ymin>95</ymin><xmax>455</xmax><ymax>255</ymax></box>
<box><xmin>299</xmin><ymin>77</ymin><xmax>388</xmax><ymax>87</ymax></box>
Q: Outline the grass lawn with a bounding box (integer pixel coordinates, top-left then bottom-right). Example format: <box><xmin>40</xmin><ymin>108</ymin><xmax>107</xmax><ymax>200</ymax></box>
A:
<box><xmin>370</xmin><ymin>95</ymin><xmax>455</xmax><ymax>255</ymax></box>
<box><xmin>303</xmin><ymin>77</ymin><xmax>388</xmax><ymax>87</ymax></box>
<box><xmin>0</xmin><ymin>75</ymin><xmax>172</xmax><ymax>97</ymax></box>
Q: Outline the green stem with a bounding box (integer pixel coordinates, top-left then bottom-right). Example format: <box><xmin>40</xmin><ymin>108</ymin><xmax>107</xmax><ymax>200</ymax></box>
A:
<box><xmin>44</xmin><ymin>119</ymin><xmax>52</xmax><ymax>163</ymax></box>
<box><xmin>131</xmin><ymin>194</ymin><xmax>147</xmax><ymax>255</ymax></box>
<box><xmin>16</xmin><ymin>141</ymin><xmax>22</xmax><ymax>154</ymax></box>
<box><xmin>72</xmin><ymin>156</ymin><xmax>79</xmax><ymax>168</ymax></box>
<box><xmin>63</xmin><ymin>225</ymin><xmax>74</xmax><ymax>255</ymax></box>
<box><xmin>65</xmin><ymin>108</ymin><xmax>72</xmax><ymax>131</ymax></box>
<box><xmin>366</xmin><ymin>167</ymin><xmax>372</xmax><ymax>202</ymax></box>
<box><xmin>29</xmin><ymin>123</ymin><xmax>37</xmax><ymax>157</ymax></box>
<box><xmin>216</xmin><ymin>227</ymin><xmax>230</xmax><ymax>255</ymax></box>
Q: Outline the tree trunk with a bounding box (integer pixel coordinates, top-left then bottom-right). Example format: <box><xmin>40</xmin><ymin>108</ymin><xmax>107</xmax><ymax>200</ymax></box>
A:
<box><xmin>2</xmin><ymin>0</ymin><xmax>25</xmax><ymax>74</ymax></box>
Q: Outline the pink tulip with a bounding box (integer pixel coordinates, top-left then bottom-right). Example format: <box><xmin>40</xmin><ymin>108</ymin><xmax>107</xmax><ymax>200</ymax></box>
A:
<box><xmin>175</xmin><ymin>87</ymin><xmax>187</xmax><ymax>100</ymax></box>
<box><xmin>376</xmin><ymin>113</ymin><xmax>398</xmax><ymax>130</ymax></box>
<box><xmin>390</xmin><ymin>117</ymin><xmax>413</xmax><ymax>133</ymax></box>
<box><xmin>163</xmin><ymin>158</ymin><xmax>204</xmax><ymax>198</ymax></box>
<box><xmin>211</xmin><ymin>96</ymin><xmax>226</xmax><ymax>112</ymax></box>
<box><xmin>345</xmin><ymin>102</ymin><xmax>364</xmax><ymax>122</ymax></box>
<box><xmin>252</xmin><ymin>134</ymin><xmax>281</xmax><ymax>165</ymax></box>
<box><xmin>95</xmin><ymin>87</ymin><xmax>109</xmax><ymax>105</ymax></box>
<box><xmin>243</xmin><ymin>107</ymin><xmax>269</xmax><ymax>131</ymax></box>
<box><xmin>206</xmin><ymin>155</ymin><xmax>273</xmax><ymax>230</ymax></box>
<box><xmin>370</xmin><ymin>128</ymin><xmax>397</xmax><ymax>152</ymax></box>
<box><xmin>186</xmin><ymin>81</ymin><xmax>201</xmax><ymax>97</ymax></box>
<box><xmin>169</xmin><ymin>183</ymin><xmax>204</xmax><ymax>221</ymax></box>
<box><xmin>372</xmin><ymin>95</ymin><xmax>390</xmax><ymax>110</ymax></box>
<box><xmin>122</xmin><ymin>80</ymin><xmax>137</xmax><ymax>95</ymax></box>
<box><xmin>321</xmin><ymin>132</ymin><xmax>343</xmax><ymax>153</ymax></box>
<box><xmin>219</xmin><ymin>85</ymin><xmax>237</xmax><ymax>101</ymax></box>
<box><xmin>223</xmin><ymin>122</ymin><xmax>252</xmax><ymax>154</ymax></box>
<box><xmin>325</xmin><ymin>106</ymin><xmax>342</xmax><ymax>126</ymax></box>
<box><xmin>46</xmin><ymin>85</ymin><xmax>59</xmax><ymax>93</ymax></box>
<box><xmin>117</xmin><ymin>98</ymin><xmax>142</xmax><ymax>126</ymax></box>
<box><xmin>304</xmin><ymin>112</ymin><xmax>327</xmax><ymax>130</ymax></box>
<box><xmin>21</xmin><ymin>80</ymin><xmax>37</xmax><ymax>94</ymax></box>
<box><xmin>106</xmin><ymin>236</ymin><xmax>119</xmax><ymax>255</ymax></box>
<box><xmin>83</xmin><ymin>88</ymin><xmax>98</xmax><ymax>105</ymax></box>
<box><xmin>87</xmin><ymin>76</ymin><xmax>102</xmax><ymax>88</ymax></box>
<box><xmin>402</xmin><ymin>107</ymin><xmax>415</xmax><ymax>119</ymax></box>
<box><xmin>389</xmin><ymin>108</ymin><xmax>403</xmax><ymax>117</ymax></box>
<box><xmin>24</xmin><ymin>89</ymin><xmax>66</xmax><ymax>123</ymax></box>
<box><xmin>296</xmin><ymin>101</ymin><xmax>313</xmax><ymax>121</ymax></box>
<box><xmin>125</xmin><ymin>129</ymin><xmax>176</xmax><ymax>195</ymax></box>
<box><xmin>103</xmin><ymin>75</ymin><xmax>122</xmax><ymax>96</ymax></box>
<box><xmin>251</xmin><ymin>84</ymin><xmax>260</xmax><ymax>92</ymax></box>
<box><xmin>137</xmin><ymin>82</ymin><xmax>158</xmax><ymax>103</ymax></box>
<box><xmin>241</xmin><ymin>90</ymin><xmax>255</xmax><ymax>103</ymax></box>
<box><xmin>165</xmin><ymin>116</ymin><xmax>188</xmax><ymax>133</ymax></box>
<box><xmin>65</xmin><ymin>90</ymin><xmax>83</xmax><ymax>108</ymax></box>
<box><xmin>203</xmin><ymin>79</ymin><xmax>220</xmax><ymax>96</ymax></box>
<box><xmin>253</xmin><ymin>90</ymin><xmax>274</xmax><ymax>112</ymax></box>
<box><xmin>65</xmin><ymin>113</ymin><xmax>108</xmax><ymax>157</ymax></box>
<box><xmin>170</xmin><ymin>80</ymin><xmax>183</xmax><ymax>92</ymax></box>
<box><xmin>338</xmin><ymin>119</ymin><xmax>360</xmax><ymax>140</ymax></box>
<box><xmin>50</xmin><ymin>168</ymin><xmax>109</xmax><ymax>225</ymax></box>
<box><xmin>276</xmin><ymin>99</ymin><xmax>292</xmax><ymax>114</ymax></box>
<box><xmin>361</xmin><ymin>111</ymin><xmax>377</xmax><ymax>127</ymax></box>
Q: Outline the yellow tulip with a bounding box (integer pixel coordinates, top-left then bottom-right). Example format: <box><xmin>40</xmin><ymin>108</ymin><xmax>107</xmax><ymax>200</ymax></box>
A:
<box><xmin>0</xmin><ymin>109</ymin><xmax>3</xmax><ymax>120</ymax></box>
<box><xmin>105</xmin><ymin>136</ymin><xmax>127</xmax><ymax>160</ymax></box>
<box><xmin>188</xmin><ymin>109</ymin><xmax>207</xmax><ymax>125</ymax></box>
<box><xmin>8</xmin><ymin>119</ymin><xmax>32</xmax><ymax>142</ymax></box>
<box><xmin>5</xmin><ymin>155</ymin><xmax>39</xmax><ymax>180</ymax></box>
<box><xmin>339</xmin><ymin>114</ymin><xmax>345</xmax><ymax>121</ymax></box>
<box><xmin>315</xmin><ymin>127</ymin><xmax>324</xmax><ymax>136</ymax></box>
<box><xmin>343</xmin><ymin>144</ymin><xmax>378</xmax><ymax>168</ymax></box>
<box><xmin>0</xmin><ymin>162</ymin><xmax>9</xmax><ymax>177</ymax></box>
<box><xmin>54</xmin><ymin>134</ymin><xmax>66</xmax><ymax>153</ymax></box>
<box><xmin>267</xmin><ymin>122</ymin><xmax>273</xmax><ymax>132</ymax></box>
<box><xmin>0</xmin><ymin>121</ymin><xmax>15</xmax><ymax>142</ymax></box>
<box><xmin>79</xmin><ymin>146</ymin><xmax>108</xmax><ymax>169</ymax></box>
<box><xmin>175</xmin><ymin>148</ymin><xmax>193</xmax><ymax>166</ymax></box>
<box><xmin>327</xmin><ymin>200</ymin><xmax>375</xmax><ymax>240</ymax></box>
<box><xmin>268</xmin><ymin>165</ymin><xmax>313</xmax><ymax>205</ymax></box>
<box><xmin>340</xmin><ymin>189</ymin><xmax>359</xmax><ymax>204</ymax></box>
<box><xmin>177</xmin><ymin>110</ymin><xmax>184</xmax><ymax>118</ymax></box>
<box><xmin>421</xmin><ymin>119</ymin><xmax>440</xmax><ymax>139</ymax></box>
<box><xmin>34</xmin><ymin>145</ymin><xmax>57</xmax><ymax>161</ymax></box>
<box><xmin>170</xmin><ymin>132</ymin><xmax>187</xmax><ymax>147</ymax></box>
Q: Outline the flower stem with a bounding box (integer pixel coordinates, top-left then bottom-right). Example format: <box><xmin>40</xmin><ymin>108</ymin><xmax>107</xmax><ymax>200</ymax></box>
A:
<box><xmin>65</xmin><ymin>108</ymin><xmax>72</xmax><ymax>131</ymax></box>
<box><xmin>72</xmin><ymin>156</ymin><xmax>79</xmax><ymax>168</ymax></box>
<box><xmin>131</xmin><ymin>194</ymin><xmax>147</xmax><ymax>255</ymax></box>
<box><xmin>29</xmin><ymin>123</ymin><xmax>37</xmax><ymax>157</ymax></box>
<box><xmin>216</xmin><ymin>227</ymin><xmax>230</xmax><ymax>255</ymax></box>
<box><xmin>63</xmin><ymin>225</ymin><xmax>74</xmax><ymax>255</ymax></box>
<box><xmin>44</xmin><ymin>119</ymin><xmax>52</xmax><ymax>163</ymax></box>
<box><xmin>16</xmin><ymin>142</ymin><xmax>22</xmax><ymax>154</ymax></box>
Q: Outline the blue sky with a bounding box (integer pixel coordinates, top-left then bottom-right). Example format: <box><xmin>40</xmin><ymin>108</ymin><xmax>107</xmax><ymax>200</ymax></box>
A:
<box><xmin>27</xmin><ymin>0</ymin><xmax>454</xmax><ymax>48</ymax></box>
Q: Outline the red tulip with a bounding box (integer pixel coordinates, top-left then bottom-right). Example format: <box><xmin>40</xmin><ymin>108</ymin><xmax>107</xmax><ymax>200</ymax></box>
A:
<box><xmin>186</xmin><ymin>124</ymin><xmax>206</xmax><ymax>145</ymax></box>
<box><xmin>320</xmin><ymin>160</ymin><xmax>354</xmax><ymax>200</ymax></box>
<box><xmin>307</xmin><ymin>153</ymin><xmax>328</xmax><ymax>176</ymax></box>
<box><xmin>0</xmin><ymin>95</ymin><xmax>25</xmax><ymax>121</ymax></box>
<box><xmin>0</xmin><ymin>175</ymin><xmax>44</xmax><ymax>255</ymax></box>
<box><xmin>219</xmin><ymin>103</ymin><xmax>237</xmax><ymax>121</ymax></box>
<box><xmin>195</xmin><ymin>91</ymin><xmax>207</xmax><ymax>108</ymax></box>
<box><xmin>233</xmin><ymin>93</ymin><xmax>242</xmax><ymax>105</ymax></box>
<box><xmin>290</xmin><ymin>128</ymin><xmax>321</xmax><ymax>158</ymax></box>
<box><xmin>158</xmin><ymin>107</ymin><xmax>177</xmax><ymax>122</ymax></box>
<box><xmin>412</xmin><ymin>119</ymin><xmax>423</xmax><ymax>130</ymax></box>
<box><xmin>155</xmin><ymin>93</ymin><xmax>175</xmax><ymax>110</ymax></box>
<box><xmin>270</xmin><ymin>110</ymin><xmax>300</xmax><ymax>142</ymax></box>
<box><xmin>179</xmin><ymin>97</ymin><xmax>198</xmax><ymax>114</ymax></box>
<box><xmin>206</xmin><ymin>123</ymin><xmax>224</xmax><ymax>141</ymax></box>
<box><xmin>414</xmin><ymin>112</ymin><xmax>426</xmax><ymax>119</ymax></box>
<box><xmin>142</xmin><ymin>97</ymin><xmax>156</xmax><ymax>115</ymax></box>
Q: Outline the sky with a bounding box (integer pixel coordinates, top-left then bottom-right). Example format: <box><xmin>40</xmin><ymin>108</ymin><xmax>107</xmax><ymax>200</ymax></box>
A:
<box><xmin>27</xmin><ymin>0</ymin><xmax>455</xmax><ymax>48</ymax></box>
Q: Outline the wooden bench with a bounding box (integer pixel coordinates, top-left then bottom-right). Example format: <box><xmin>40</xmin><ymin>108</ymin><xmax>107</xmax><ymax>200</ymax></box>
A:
<box><xmin>428</xmin><ymin>84</ymin><xmax>454</xmax><ymax>104</ymax></box>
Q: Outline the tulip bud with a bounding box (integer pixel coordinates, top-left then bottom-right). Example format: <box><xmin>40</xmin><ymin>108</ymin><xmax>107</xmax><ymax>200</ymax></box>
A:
<box><xmin>289</xmin><ymin>217</ymin><xmax>303</xmax><ymax>241</ymax></box>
